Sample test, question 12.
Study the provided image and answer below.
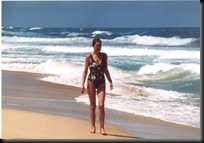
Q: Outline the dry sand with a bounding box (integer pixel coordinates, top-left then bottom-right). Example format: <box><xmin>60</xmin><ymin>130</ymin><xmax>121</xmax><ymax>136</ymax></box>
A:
<box><xmin>2</xmin><ymin>108</ymin><xmax>133</xmax><ymax>139</ymax></box>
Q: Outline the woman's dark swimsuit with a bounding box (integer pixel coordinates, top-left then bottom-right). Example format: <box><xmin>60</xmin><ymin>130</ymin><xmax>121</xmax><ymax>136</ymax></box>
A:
<box><xmin>88</xmin><ymin>53</ymin><xmax>107</xmax><ymax>88</ymax></box>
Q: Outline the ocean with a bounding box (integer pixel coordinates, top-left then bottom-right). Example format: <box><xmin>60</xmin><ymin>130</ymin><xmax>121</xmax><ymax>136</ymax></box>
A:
<box><xmin>1</xmin><ymin>27</ymin><xmax>200</xmax><ymax>128</ymax></box>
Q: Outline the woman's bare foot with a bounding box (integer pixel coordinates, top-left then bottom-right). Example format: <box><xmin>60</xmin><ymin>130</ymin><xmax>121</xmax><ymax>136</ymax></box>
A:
<box><xmin>90</xmin><ymin>127</ymin><xmax>96</xmax><ymax>133</ymax></box>
<box><xmin>100</xmin><ymin>128</ymin><xmax>107</xmax><ymax>135</ymax></box>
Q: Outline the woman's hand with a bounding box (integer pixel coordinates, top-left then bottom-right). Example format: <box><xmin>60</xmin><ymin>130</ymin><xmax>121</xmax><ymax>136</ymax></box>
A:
<box><xmin>110</xmin><ymin>82</ymin><xmax>113</xmax><ymax>90</ymax></box>
<box><xmin>80</xmin><ymin>86</ymin><xmax>85</xmax><ymax>93</ymax></box>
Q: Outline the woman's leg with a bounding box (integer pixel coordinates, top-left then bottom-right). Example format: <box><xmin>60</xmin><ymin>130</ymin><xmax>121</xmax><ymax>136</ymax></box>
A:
<box><xmin>87</xmin><ymin>80</ymin><xmax>96</xmax><ymax>133</ymax></box>
<box><xmin>97</xmin><ymin>82</ymin><xmax>106</xmax><ymax>135</ymax></box>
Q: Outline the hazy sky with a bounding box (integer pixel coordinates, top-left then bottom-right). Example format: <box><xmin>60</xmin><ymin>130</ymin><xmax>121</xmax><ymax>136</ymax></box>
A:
<box><xmin>2</xmin><ymin>0</ymin><xmax>200</xmax><ymax>28</ymax></box>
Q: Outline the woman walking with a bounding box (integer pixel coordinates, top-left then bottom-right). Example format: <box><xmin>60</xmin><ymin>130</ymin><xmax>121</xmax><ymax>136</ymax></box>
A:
<box><xmin>80</xmin><ymin>38</ymin><xmax>113</xmax><ymax>135</ymax></box>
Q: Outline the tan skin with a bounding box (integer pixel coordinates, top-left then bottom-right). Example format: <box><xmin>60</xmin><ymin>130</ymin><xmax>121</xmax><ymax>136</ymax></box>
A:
<box><xmin>80</xmin><ymin>41</ymin><xmax>113</xmax><ymax>135</ymax></box>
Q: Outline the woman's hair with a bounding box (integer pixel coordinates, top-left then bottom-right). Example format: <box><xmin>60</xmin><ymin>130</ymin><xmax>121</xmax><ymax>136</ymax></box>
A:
<box><xmin>92</xmin><ymin>38</ymin><xmax>101</xmax><ymax>47</ymax></box>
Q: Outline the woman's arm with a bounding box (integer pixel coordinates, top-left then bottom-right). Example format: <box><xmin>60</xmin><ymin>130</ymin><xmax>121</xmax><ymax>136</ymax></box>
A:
<box><xmin>80</xmin><ymin>54</ymin><xmax>90</xmax><ymax>93</ymax></box>
<box><xmin>104</xmin><ymin>53</ymin><xmax>113</xmax><ymax>90</ymax></box>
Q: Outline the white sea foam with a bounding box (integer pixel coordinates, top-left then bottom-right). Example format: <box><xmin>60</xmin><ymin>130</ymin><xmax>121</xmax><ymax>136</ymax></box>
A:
<box><xmin>29</xmin><ymin>27</ymin><xmax>42</xmax><ymax>30</ymax></box>
<box><xmin>181</xmin><ymin>64</ymin><xmax>200</xmax><ymax>75</ymax></box>
<box><xmin>110</xmin><ymin>35</ymin><xmax>197</xmax><ymax>46</ymax></box>
<box><xmin>137</xmin><ymin>63</ymin><xmax>200</xmax><ymax>76</ymax></box>
<box><xmin>37</xmin><ymin>45</ymin><xmax>200</xmax><ymax>60</ymax></box>
<box><xmin>137</xmin><ymin>63</ymin><xmax>175</xmax><ymax>75</ymax></box>
<box><xmin>1</xmin><ymin>58</ymin><xmax>84</xmax><ymax>88</ymax></box>
<box><xmin>2</xmin><ymin>57</ymin><xmax>36</xmax><ymax>63</ymax></box>
<box><xmin>75</xmin><ymin>86</ymin><xmax>200</xmax><ymax>128</ymax></box>
<box><xmin>159</xmin><ymin>50</ymin><xmax>199</xmax><ymax>60</ymax></box>
<box><xmin>92</xmin><ymin>30</ymin><xmax>113</xmax><ymax>36</ymax></box>
<box><xmin>34</xmin><ymin>59</ymin><xmax>83</xmax><ymax>86</ymax></box>
<box><xmin>2</xmin><ymin>36</ymin><xmax>91</xmax><ymax>44</ymax></box>
<box><xmin>66</xmin><ymin>32</ymin><xmax>89</xmax><ymax>37</ymax></box>
<box><xmin>42</xmin><ymin>46</ymin><xmax>93</xmax><ymax>53</ymax></box>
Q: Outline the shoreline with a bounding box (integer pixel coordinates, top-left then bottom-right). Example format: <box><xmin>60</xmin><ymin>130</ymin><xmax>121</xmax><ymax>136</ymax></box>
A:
<box><xmin>2</xmin><ymin>70</ymin><xmax>201</xmax><ymax>140</ymax></box>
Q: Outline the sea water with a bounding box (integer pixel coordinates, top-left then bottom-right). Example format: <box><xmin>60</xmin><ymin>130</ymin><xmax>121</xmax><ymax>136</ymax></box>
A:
<box><xmin>1</xmin><ymin>27</ymin><xmax>200</xmax><ymax>128</ymax></box>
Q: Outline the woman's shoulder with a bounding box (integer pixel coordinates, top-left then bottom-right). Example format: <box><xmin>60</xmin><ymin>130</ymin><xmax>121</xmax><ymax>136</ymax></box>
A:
<box><xmin>86</xmin><ymin>53</ymin><xmax>92</xmax><ymax>57</ymax></box>
<box><xmin>102</xmin><ymin>52</ymin><xmax>108</xmax><ymax>58</ymax></box>
<box><xmin>86</xmin><ymin>53</ymin><xmax>92</xmax><ymax>59</ymax></box>
<box><xmin>101</xmin><ymin>52</ymin><xmax>107</xmax><ymax>56</ymax></box>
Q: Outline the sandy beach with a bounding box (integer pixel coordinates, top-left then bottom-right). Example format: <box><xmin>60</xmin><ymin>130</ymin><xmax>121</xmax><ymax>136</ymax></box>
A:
<box><xmin>2</xmin><ymin>70</ymin><xmax>201</xmax><ymax>140</ymax></box>
<box><xmin>2</xmin><ymin>109</ymin><xmax>134</xmax><ymax>139</ymax></box>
